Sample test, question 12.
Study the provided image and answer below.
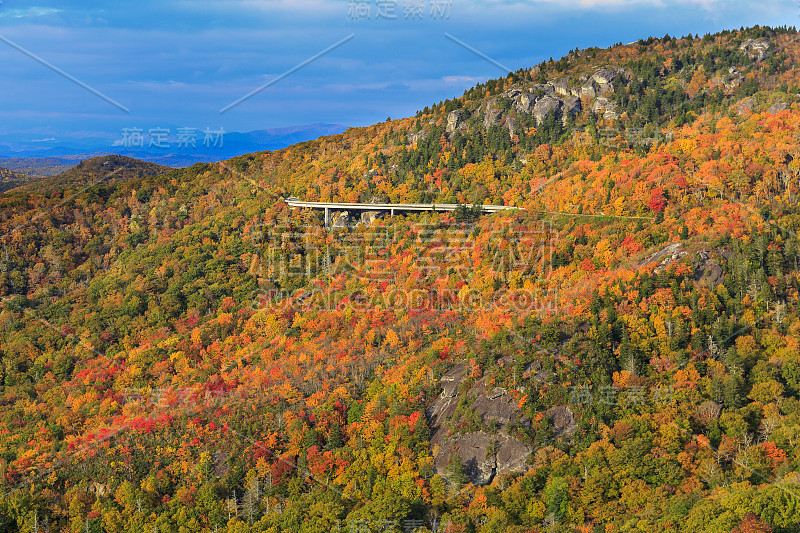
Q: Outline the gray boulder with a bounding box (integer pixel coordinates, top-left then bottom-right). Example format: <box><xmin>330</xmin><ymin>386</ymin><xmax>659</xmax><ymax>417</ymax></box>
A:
<box><xmin>360</xmin><ymin>211</ymin><xmax>383</xmax><ymax>225</ymax></box>
<box><xmin>547</xmin><ymin>405</ymin><xmax>577</xmax><ymax>438</ymax></box>
<box><xmin>504</xmin><ymin>115</ymin><xmax>516</xmax><ymax>137</ymax></box>
<box><xmin>436</xmin><ymin>432</ymin><xmax>530</xmax><ymax>486</ymax></box>
<box><xmin>528</xmin><ymin>83</ymin><xmax>555</xmax><ymax>96</ymax></box>
<box><xmin>533</xmin><ymin>96</ymin><xmax>562</xmax><ymax>125</ymax></box>
<box><xmin>592</xmin><ymin>97</ymin><xmax>618</xmax><ymax>120</ymax></box>
<box><xmin>738</xmin><ymin>97</ymin><xmax>756</xmax><ymax>114</ymax></box>
<box><xmin>767</xmin><ymin>102</ymin><xmax>788</xmax><ymax>114</ymax></box>
<box><xmin>515</xmin><ymin>93</ymin><xmax>536</xmax><ymax>113</ymax></box>
<box><xmin>552</xmin><ymin>78</ymin><xmax>570</xmax><ymax>97</ymax></box>
<box><xmin>446</xmin><ymin>110</ymin><xmax>465</xmax><ymax>134</ymax></box>
<box><xmin>590</xmin><ymin>69</ymin><xmax>618</xmax><ymax>95</ymax></box>
<box><xmin>562</xmin><ymin>96</ymin><xmax>582</xmax><ymax>118</ymax></box>
<box><xmin>726</xmin><ymin>66</ymin><xmax>745</xmax><ymax>88</ymax></box>
<box><xmin>596</xmin><ymin>81</ymin><xmax>615</xmax><ymax>95</ymax></box>
<box><xmin>739</xmin><ymin>38</ymin><xmax>770</xmax><ymax>61</ymax></box>
<box><xmin>580</xmin><ymin>81</ymin><xmax>597</xmax><ymax>98</ymax></box>
<box><xmin>591</xmin><ymin>68</ymin><xmax>617</xmax><ymax>85</ymax></box>
<box><xmin>483</xmin><ymin>102</ymin><xmax>503</xmax><ymax>130</ymax></box>
<box><xmin>407</xmin><ymin>130</ymin><xmax>428</xmax><ymax>144</ymax></box>
<box><xmin>694</xmin><ymin>249</ymin><xmax>724</xmax><ymax>288</ymax></box>
<box><xmin>330</xmin><ymin>211</ymin><xmax>350</xmax><ymax>229</ymax></box>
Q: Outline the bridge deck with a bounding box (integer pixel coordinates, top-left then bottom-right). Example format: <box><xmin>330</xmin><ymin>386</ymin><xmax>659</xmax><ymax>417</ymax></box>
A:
<box><xmin>285</xmin><ymin>198</ymin><xmax>519</xmax><ymax>212</ymax></box>
<box><xmin>284</xmin><ymin>198</ymin><xmax>521</xmax><ymax>227</ymax></box>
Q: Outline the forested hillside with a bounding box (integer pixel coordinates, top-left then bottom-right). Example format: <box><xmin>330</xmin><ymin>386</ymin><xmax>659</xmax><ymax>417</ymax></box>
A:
<box><xmin>2</xmin><ymin>25</ymin><xmax>800</xmax><ymax>532</ymax></box>
<box><xmin>0</xmin><ymin>167</ymin><xmax>40</xmax><ymax>194</ymax></box>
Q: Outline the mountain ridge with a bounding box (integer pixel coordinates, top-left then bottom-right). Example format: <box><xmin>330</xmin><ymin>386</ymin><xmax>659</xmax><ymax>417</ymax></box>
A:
<box><xmin>0</xmin><ymin>123</ymin><xmax>349</xmax><ymax>173</ymax></box>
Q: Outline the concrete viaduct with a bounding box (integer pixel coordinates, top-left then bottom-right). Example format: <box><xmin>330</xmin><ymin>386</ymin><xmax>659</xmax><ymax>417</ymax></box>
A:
<box><xmin>284</xmin><ymin>197</ymin><xmax>521</xmax><ymax>227</ymax></box>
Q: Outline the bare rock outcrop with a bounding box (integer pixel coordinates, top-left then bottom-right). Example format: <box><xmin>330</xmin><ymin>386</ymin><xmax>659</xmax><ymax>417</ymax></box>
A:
<box><xmin>330</xmin><ymin>211</ymin><xmax>350</xmax><ymax>229</ymax></box>
<box><xmin>580</xmin><ymin>81</ymin><xmax>597</xmax><ymax>98</ymax></box>
<box><xmin>435</xmin><ymin>432</ymin><xmax>530</xmax><ymax>486</ymax></box>
<box><xmin>694</xmin><ymin>249</ymin><xmax>724</xmax><ymax>288</ymax></box>
<box><xmin>547</xmin><ymin>405</ymin><xmax>577</xmax><ymax>438</ymax></box>
<box><xmin>89</xmin><ymin>482</ymin><xmax>110</xmax><ymax>497</ymax></box>
<box><xmin>530</xmin><ymin>83</ymin><xmax>555</xmax><ymax>95</ymax></box>
<box><xmin>640</xmin><ymin>242</ymin><xmax>688</xmax><ymax>272</ymax></box>
<box><xmin>767</xmin><ymin>102</ymin><xmax>788</xmax><ymax>114</ymax></box>
<box><xmin>446</xmin><ymin>110</ymin><xmax>465</xmax><ymax>134</ymax></box>
<box><xmin>482</xmin><ymin>100</ymin><xmax>503</xmax><ymax>130</ymax></box>
<box><xmin>504</xmin><ymin>115</ymin><xmax>516</xmax><ymax>137</ymax></box>
<box><xmin>428</xmin><ymin>361</ymin><xmax>532</xmax><ymax>486</ymax></box>
<box><xmin>727</xmin><ymin>66</ymin><xmax>745</xmax><ymax>88</ymax></box>
<box><xmin>737</xmin><ymin>97</ymin><xmax>756</xmax><ymax>114</ymax></box>
<box><xmin>533</xmin><ymin>96</ymin><xmax>562</xmax><ymax>125</ymax></box>
<box><xmin>591</xmin><ymin>68</ymin><xmax>617</xmax><ymax>85</ymax></box>
<box><xmin>552</xmin><ymin>78</ymin><xmax>570</xmax><ymax>97</ymax></box>
<box><xmin>360</xmin><ymin>211</ymin><xmax>383</xmax><ymax>225</ymax></box>
<box><xmin>407</xmin><ymin>130</ymin><xmax>428</xmax><ymax>143</ymax></box>
<box><xmin>515</xmin><ymin>93</ymin><xmax>536</xmax><ymax>113</ymax></box>
<box><xmin>592</xmin><ymin>97</ymin><xmax>618</xmax><ymax>120</ymax></box>
<box><xmin>562</xmin><ymin>96</ymin><xmax>582</xmax><ymax>119</ymax></box>
<box><xmin>739</xmin><ymin>38</ymin><xmax>770</xmax><ymax>61</ymax></box>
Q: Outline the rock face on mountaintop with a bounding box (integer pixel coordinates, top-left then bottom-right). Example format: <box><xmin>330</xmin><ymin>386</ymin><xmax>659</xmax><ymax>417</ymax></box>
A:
<box><xmin>515</xmin><ymin>92</ymin><xmax>536</xmax><ymax>113</ymax></box>
<box><xmin>739</xmin><ymin>38</ymin><xmax>770</xmax><ymax>61</ymax></box>
<box><xmin>563</xmin><ymin>96</ymin><xmax>582</xmax><ymax>118</ymax></box>
<box><xmin>427</xmin><ymin>360</ymin><xmax>532</xmax><ymax>486</ymax></box>
<box><xmin>592</xmin><ymin>97</ymin><xmax>618</xmax><ymax>120</ymax></box>
<box><xmin>547</xmin><ymin>405</ymin><xmax>577</xmax><ymax>438</ymax></box>
<box><xmin>533</xmin><ymin>96</ymin><xmax>562</xmax><ymax>125</ymax></box>
<box><xmin>482</xmin><ymin>101</ymin><xmax>504</xmax><ymax>130</ymax></box>
<box><xmin>446</xmin><ymin>110</ymin><xmax>465</xmax><ymax>134</ymax></box>
<box><xmin>452</xmin><ymin>66</ymin><xmax>636</xmax><ymax>134</ymax></box>
<box><xmin>553</xmin><ymin>78</ymin><xmax>570</xmax><ymax>97</ymax></box>
<box><xmin>694</xmin><ymin>249</ymin><xmax>725</xmax><ymax>288</ymax></box>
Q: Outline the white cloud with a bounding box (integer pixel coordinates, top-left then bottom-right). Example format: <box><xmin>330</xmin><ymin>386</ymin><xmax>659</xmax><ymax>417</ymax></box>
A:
<box><xmin>0</xmin><ymin>7</ymin><xmax>62</xmax><ymax>18</ymax></box>
<box><xmin>442</xmin><ymin>75</ymin><xmax>485</xmax><ymax>83</ymax></box>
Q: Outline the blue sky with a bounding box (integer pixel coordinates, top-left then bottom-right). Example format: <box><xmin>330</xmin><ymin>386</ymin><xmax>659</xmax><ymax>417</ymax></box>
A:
<box><xmin>0</xmin><ymin>0</ymin><xmax>794</xmax><ymax>145</ymax></box>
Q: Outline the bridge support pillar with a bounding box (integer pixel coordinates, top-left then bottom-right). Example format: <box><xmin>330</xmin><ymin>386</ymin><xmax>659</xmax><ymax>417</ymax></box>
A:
<box><xmin>390</xmin><ymin>208</ymin><xmax>395</xmax><ymax>218</ymax></box>
<box><xmin>324</xmin><ymin>207</ymin><xmax>330</xmax><ymax>228</ymax></box>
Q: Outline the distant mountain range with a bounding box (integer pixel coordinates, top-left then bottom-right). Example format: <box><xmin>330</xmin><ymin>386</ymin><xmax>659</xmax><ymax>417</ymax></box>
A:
<box><xmin>0</xmin><ymin>123</ymin><xmax>348</xmax><ymax>175</ymax></box>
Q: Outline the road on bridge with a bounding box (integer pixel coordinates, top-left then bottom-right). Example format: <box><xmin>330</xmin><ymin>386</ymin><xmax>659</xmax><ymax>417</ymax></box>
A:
<box><xmin>284</xmin><ymin>197</ymin><xmax>521</xmax><ymax>227</ymax></box>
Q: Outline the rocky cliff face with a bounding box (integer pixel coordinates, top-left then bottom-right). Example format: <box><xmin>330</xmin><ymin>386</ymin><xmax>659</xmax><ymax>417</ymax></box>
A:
<box><xmin>427</xmin><ymin>360</ymin><xmax>532</xmax><ymax>486</ymax></box>
<box><xmin>739</xmin><ymin>38</ymin><xmax>770</xmax><ymax>61</ymax></box>
<box><xmin>446</xmin><ymin>110</ymin><xmax>466</xmax><ymax>134</ymax></box>
<box><xmin>330</xmin><ymin>211</ymin><xmax>350</xmax><ymax>229</ymax></box>
<box><xmin>443</xmin><ymin>66</ymin><xmax>631</xmax><ymax>140</ymax></box>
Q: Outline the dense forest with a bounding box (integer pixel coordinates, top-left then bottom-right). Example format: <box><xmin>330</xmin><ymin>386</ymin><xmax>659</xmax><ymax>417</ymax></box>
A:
<box><xmin>0</xmin><ymin>167</ymin><xmax>40</xmax><ymax>194</ymax></box>
<box><xmin>1</xmin><ymin>25</ymin><xmax>800</xmax><ymax>532</ymax></box>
